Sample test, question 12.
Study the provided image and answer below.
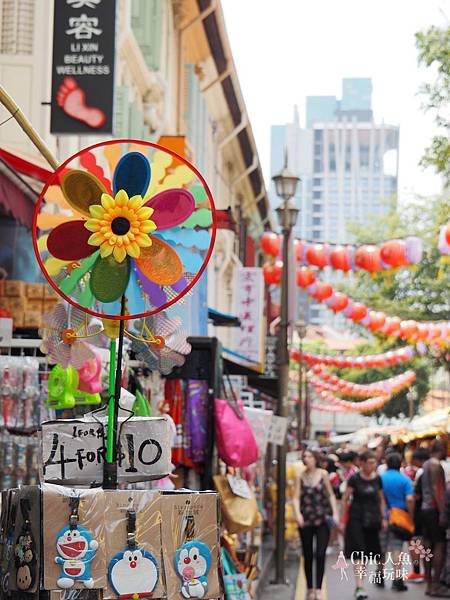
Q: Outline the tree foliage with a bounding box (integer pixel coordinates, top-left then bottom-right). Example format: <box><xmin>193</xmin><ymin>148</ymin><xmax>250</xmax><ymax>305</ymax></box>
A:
<box><xmin>416</xmin><ymin>25</ymin><xmax>450</xmax><ymax>184</ymax></box>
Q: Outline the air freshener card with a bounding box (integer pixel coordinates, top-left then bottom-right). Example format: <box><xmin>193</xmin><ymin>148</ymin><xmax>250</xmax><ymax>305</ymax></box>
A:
<box><xmin>160</xmin><ymin>491</ymin><xmax>220</xmax><ymax>599</ymax></box>
<box><xmin>103</xmin><ymin>490</ymin><xmax>166</xmax><ymax>599</ymax></box>
<box><xmin>42</xmin><ymin>483</ymin><xmax>106</xmax><ymax>591</ymax></box>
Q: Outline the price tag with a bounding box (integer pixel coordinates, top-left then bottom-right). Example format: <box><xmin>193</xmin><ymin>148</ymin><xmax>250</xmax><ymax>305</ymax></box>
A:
<box><xmin>227</xmin><ymin>474</ymin><xmax>253</xmax><ymax>499</ymax></box>
<box><xmin>268</xmin><ymin>415</ymin><xmax>288</xmax><ymax>446</ymax></box>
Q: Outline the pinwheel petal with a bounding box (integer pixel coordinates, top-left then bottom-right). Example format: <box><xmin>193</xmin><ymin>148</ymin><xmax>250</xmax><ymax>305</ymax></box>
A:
<box><xmin>147</xmin><ymin>189</ymin><xmax>195</xmax><ymax>229</ymax></box>
<box><xmin>113</xmin><ymin>152</ymin><xmax>151</xmax><ymax>197</ymax></box>
<box><xmin>90</xmin><ymin>255</ymin><xmax>131</xmax><ymax>303</ymax></box>
<box><xmin>47</xmin><ymin>221</ymin><xmax>97</xmax><ymax>261</ymax></box>
<box><xmin>135</xmin><ymin>237</ymin><xmax>183</xmax><ymax>286</ymax></box>
<box><xmin>61</xmin><ymin>170</ymin><xmax>107</xmax><ymax>217</ymax></box>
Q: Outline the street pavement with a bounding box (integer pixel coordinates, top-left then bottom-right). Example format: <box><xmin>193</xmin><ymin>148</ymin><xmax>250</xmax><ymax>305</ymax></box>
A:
<box><xmin>259</xmin><ymin>548</ymin><xmax>428</xmax><ymax>600</ymax></box>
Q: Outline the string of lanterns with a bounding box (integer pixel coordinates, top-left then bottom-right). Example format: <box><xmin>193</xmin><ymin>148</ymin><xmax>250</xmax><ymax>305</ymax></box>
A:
<box><xmin>290</xmin><ymin>346</ymin><xmax>417</xmax><ymax>368</ymax></box>
<box><xmin>308</xmin><ymin>367</ymin><xmax>416</xmax><ymax>398</ymax></box>
<box><xmin>439</xmin><ymin>223</ymin><xmax>450</xmax><ymax>255</ymax></box>
<box><xmin>261</xmin><ymin>232</ymin><xmax>423</xmax><ymax>273</ymax></box>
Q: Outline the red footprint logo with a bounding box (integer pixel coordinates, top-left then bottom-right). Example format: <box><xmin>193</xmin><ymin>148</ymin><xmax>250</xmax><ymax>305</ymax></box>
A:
<box><xmin>56</xmin><ymin>77</ymin><xmax>106</xmax><ymax>129</ymax></box>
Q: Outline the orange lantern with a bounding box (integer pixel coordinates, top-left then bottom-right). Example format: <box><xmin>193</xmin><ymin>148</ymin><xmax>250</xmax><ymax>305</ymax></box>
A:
<box><xmin>349</xmin><ymin>302</ymin><xmax>368</xmax><ymax>322</ymax></box>
<box><xmin>312</xmin><ymin>281</ymin><xmax>333</xmax><ymax>301</ymax></box>
<box><xmin>355</xmin><ymin>245</ymin><xmax>382</xmax><ymax>272</ymax></box>
<box><xmin>329</xmin><ymin>292</ymin><xmax>349</xmax><ymax>312</ymax></box>
<box><xmin>306</xmin><ymin>244</ymin><xmax>328</xmax><ymax>269</ymax></box>
<box><xmin>380</xmin><ymin>239</ymin><xmax>408</xmax><ymax>268</ymax></box>
<box><xmin>294</xmin><ymin>239</ymin><xmax>304</xmax><ymax>262</ymax></box>
<box><xmin>330</xmin><ymin>246</ymin><xmax>351</xmax><ymax>272</ymax></box>
<box><xmin>263</xmin><ymin>261</ymin><xmax>282</xmax><ymax>285</ymax></box>
<box><xmin>399</xmin><ymin>320</ymin><xmax>418</xmax><ymax>340</ymax></box>
<box><xmin>296</xmin><ymin>266</ymin><xmax>316</xmax><ymax>288</ymax></box>
<box><xmin>261</xmin><ymin>232</ymin><xmax>280</xmax><ymax>257</ymax></box>
<box><xmin>383</xmin><ymin>316</ymin><xmax>401</xmax><ymax>336</ymax></box>
<box><xmin>446</xmin><ymin>224</ymin><xmax>450</xmax><ymax>245</ymax></box>
<box><xmin>368</xmin><ymin>311</ymin><xmax>386</xmax><ymax>331</ymax></box>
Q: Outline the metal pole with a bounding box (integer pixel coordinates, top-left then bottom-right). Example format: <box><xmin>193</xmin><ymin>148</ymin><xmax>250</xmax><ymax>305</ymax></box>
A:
<box><xmin>297</xmin><ymin>337</ymin><xmax>303</xmax><ymax>447</ymax></box>
<box><xmin>274</xmin><ymin>213</ymin><xmax>290</xmax><ymax>584</ymax></box>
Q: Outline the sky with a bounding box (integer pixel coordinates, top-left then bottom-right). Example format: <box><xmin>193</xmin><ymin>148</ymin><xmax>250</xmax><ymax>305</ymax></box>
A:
<box><xmin>221</xmin><ymin>0</ymin><xmax>449</xmax><ymax>202</ymax></box>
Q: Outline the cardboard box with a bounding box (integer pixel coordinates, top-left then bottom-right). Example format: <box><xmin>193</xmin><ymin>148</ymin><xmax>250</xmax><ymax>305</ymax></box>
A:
<box><xmin>44</xmin><ymin>285</ymin><xmax>60</xmax><ymax>300</ymax></box>
<box><xmin>26</xmin><ymin>283</ymin><xmax>45</xmax><ymax>299</ymax></box>
<box><xmin>5</xmin><ymin>296</ymin><xmax>27</xmax><ymax>312</ymax></box>
<box><xmin>23</xmin><ymin>311</ymin><xmax>42</xmax><ymax>328</ymax></box>
<box><xmin>10</xmin><ymin>309</ymin><xmax>24</xmax><ymax>328</ymax></box>
<box><xmin>43</xmin><ymin>299</ymin><xmax>59</xmax><ymax>314</ymax></box>
<box><xmin>4</xmin><ymin>280</ymin><xmax>25</xmax><ymax>297</ymax></box>
<box><xmin>26</xmin><ymin>299</ymin><xmax>44</xmax><ymax>314</ymax></box>
<box><xmin>0</xmin><ymin>279</ymin><xmax>5</xmax><ymax>296</ymax></box>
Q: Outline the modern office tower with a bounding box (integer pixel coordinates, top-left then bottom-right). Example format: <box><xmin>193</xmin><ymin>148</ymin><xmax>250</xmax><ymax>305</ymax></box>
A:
<box><xmin>270</xmin><ymin>78</ymin><xmax>399</xmax><ymax>325</ymax></box>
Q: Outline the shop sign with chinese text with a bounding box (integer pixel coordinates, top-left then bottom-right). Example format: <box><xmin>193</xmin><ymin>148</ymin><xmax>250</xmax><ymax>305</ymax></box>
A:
<box><xmin>51</xmin><ymin>0</ymin><xmax>116</xmax><ymax>133</ymax></box>
<box><xmin>232</xmin><ymin>267</ymin><xmax>265</xmax><ymax>372</ymax></box>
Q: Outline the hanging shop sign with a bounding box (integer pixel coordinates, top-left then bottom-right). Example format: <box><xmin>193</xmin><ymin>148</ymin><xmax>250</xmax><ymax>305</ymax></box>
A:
<box><xmin>268</xmin><ymin>415</ymin><xmax>289</xmax><ymax>446</ymax></box>
<box><xmin>232</xmin><ymin>267</ymin><xmax>265</xmax><ymax>372</ymax></box>
<box><xmin>50</xmin><ymin>0</ymin><xmax>116</xmax><ymax>134</ymax></box>
<box><xmin>41</xmin><ymin>417</ymin><xmax>171</xmax><ymax>485</ymax></box>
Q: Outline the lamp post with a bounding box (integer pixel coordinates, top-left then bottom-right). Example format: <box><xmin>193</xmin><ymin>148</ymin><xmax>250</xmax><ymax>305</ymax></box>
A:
<box><xmin>296</xmin><ymin>320</ymin><xmax>307</xmax><ymax>447</ymax></box>
<box><xmin>272</xmin><ymin>154</ymin><xmax>300</xmax><ymax>585</ymax></box>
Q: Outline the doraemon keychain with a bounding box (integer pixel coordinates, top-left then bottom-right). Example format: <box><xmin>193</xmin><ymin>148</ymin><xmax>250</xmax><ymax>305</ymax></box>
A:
<box><xmin>108</xmin><ymin>506</ymin><xmax>159</xmax><ymax>598</ymax></box>
<box><xmin>54</xmin><ymin>496</ymin><xmax>98</xmax><ymax>589</ymax></box>
<box><xmin>14</xmin><ymin>498</ymin><xmax>36</xmax><ymax>591</ymax></box>
<box><xmin>174</xmin><ymin>514</ymin><xmax>212</xmax><ymax>599</ymax></box>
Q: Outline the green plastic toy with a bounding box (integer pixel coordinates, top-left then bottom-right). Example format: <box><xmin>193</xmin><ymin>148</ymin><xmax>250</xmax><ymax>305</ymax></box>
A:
<box><xmin>46</xmin><ymin>364</ymin><xmax>78</xmax><ymax>410</ymax></box>
<box><xmin>132</xmin><ymin>389</ymin><xmax>152</xmax><ymax>417</ymax></box>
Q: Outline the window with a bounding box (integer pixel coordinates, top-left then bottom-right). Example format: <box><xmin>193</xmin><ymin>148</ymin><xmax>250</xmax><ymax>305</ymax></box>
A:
<box><xmin>314</xmin><ymin>159</ymin><xmax>323</xmax><ymax>172</ymax></box>
<box><xmin>329</xmin><ymin>159</ymin><xmax>336</xmax><ymax>171</ymax></box>
<box><xmin>1</xmin><ymin>0</ymin><xmax>34</xmax><ymax>54</ymax></box>
<box><xmin>313</xmin><ymin>230</ymin><xmax>321</xmax><ymax>240</ymax></box>
<box><xmin>313</xmin><ymin>178</ymin><xmax>322</xmax><ymax>186</ymax></box>
<box><xmin>312</xmin><ymin>204</ymin><xmax>322</xmax><ymax>212</ymax></box>
<box><xmin>313</xmin><ymin>217</ymin><xmax>321</xmax><ymax>226</ymax></box>
<box><xmin>311</xmin><ymin>309</ymin><xmax>320</xmax><ymax>319</ymax></box>
<box><xmin>313</xmin><ymin>191</ymin><xmax>321</xmax><ymax>199</ymax></box>
<box><xmin>314</xmin><ymin>130</ymin><xmax>322</xmax><ymax>142</ymax></box>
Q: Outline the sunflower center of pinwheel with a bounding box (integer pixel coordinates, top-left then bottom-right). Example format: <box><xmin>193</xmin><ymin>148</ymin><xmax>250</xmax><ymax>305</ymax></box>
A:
<box><xmin>111</xmin><ymin>216</ymin><xmax>130</xmax><ymax>235</ymax></box>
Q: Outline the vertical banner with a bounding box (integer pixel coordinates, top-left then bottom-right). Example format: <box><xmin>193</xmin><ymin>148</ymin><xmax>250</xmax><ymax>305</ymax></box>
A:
<box><xmin>51</xmin><ymin>0</ymin><xmax>116</xmax><ymax>134</ymax></box>
<box><xmin>232</xmin><ymin>267</ymin><xmax>265</xmax><ymax>372</ymax></box>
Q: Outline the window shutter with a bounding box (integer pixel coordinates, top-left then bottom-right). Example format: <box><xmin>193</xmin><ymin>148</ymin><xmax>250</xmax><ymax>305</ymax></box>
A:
<box><xmin>113</xmin><ymin>86</ymin><xmax>130</xmax><ymax>137</ymax></box>
<box><xmin>131</xmin><ymin>0</ymin><xmax>161</xmax><ymax>71</ymax></box>
<box><xmin>129</xmin><ymin>104</ymin><xmax>143</xmax><ymax>138</ymax></box>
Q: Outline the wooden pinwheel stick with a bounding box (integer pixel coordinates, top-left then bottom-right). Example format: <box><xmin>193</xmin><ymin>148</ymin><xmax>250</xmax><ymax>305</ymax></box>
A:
<box><xmin>103</xmin><ymin>295</ymin><xmax>126</xmax><ymax>489</ymax></box>
<box><xmin>0</xmin><ymin>85</ymin><xmax>59</xmax><ymax>170</ymax></box>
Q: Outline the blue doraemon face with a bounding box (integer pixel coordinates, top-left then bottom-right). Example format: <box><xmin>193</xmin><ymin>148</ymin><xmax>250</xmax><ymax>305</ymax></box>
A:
<box><xmin>55</xmin><ymin>526</ymin><xmax>94</xmax><ymax>560</ymax></box>
<box><xmin>108</xmin><ymin>547</ymin><xmax>159</xmax><ymax>596</ymax></box>
<box><xmin>175</xmin><ymin>540</ymin><xmax>211</xmax><ymax>582</ymax></box>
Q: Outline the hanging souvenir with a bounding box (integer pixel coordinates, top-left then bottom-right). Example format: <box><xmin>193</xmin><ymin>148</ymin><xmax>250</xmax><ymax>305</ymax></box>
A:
<box><xmin>174</xmin><ymin>515</ymin><xmax>212</xmax><ymax>599</ymax></box>
<box><xmin>108</xmin><ymin>507</ymin><xmax>159</xmax><ymax>599</ymax></box>
<box><xmin>54</xmin><ymin>497</ymin><xmax>99</xmax><ymax>589</ymax></box>
<box><xmin>1</xmin><ymin>490</ymin><xmax>17</xmax><ymax>595</ymax></box>
<box><xmin>14</xmin><ymin>498</ymin><xmax>37</xmax><ymax>591</ymax></box>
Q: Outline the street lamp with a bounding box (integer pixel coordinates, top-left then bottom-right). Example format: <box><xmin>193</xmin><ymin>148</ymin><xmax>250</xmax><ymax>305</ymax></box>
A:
<box><xmin>296</xmin><ymin>320</ymin><xmax>307</xmax><ymax>447</ymax></box>
<box><xmin>272</xmin><ymin>153</ymin><xmax>300</xmax><ymax>585</ymax></box>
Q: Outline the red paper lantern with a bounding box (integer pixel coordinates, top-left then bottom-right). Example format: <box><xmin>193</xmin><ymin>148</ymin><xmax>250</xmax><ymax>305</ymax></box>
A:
<box><xmin>330</xmin><ymin>246</ymin><xmax>351</xmax><ymax>271</ymax></box>
<box><xmin>368</xmin><ymin>311</ymin><xmax>386</xmax><ymax>331</ymax></box>
<box><xmin>380</xmin><ymin>239</ymin><xmax>408</xmax><ymax>268</ymax></box>
<box><xmin>296</xmin><ymin>267</ymin><xmax>316</xmax><ymax>288</ymax></box>
<box><xmin>312</xmin><ymin>281</ymin><xmax>333</xmax><ymax>301</ymax></box>
<box><xmin>261</xmin><ymin>232</ymin><xmax>280</xmax><ymax>257</ymax></box>
<box><xmin>384</xmin><ymin>316</ymin><xmax>401</xmax><ymax>336</ymax></box>
<box><xmin>329</xmin><ymin>292</ymin><xmax>349</xmax><ymax>312</ymax></box>
<box><xmin>290</xmin><ymin>348</ymin><xmax>300</xmax><ymax>362</ymax></box>
<box><xmin>355</xmin><ymin>245</ymin><xmax>382</xmax><ymax>272</ymax></box>
<box><xmin>416</xmin><ymin>323</ymin><xmax>429</xmax><ymax>341</ymax></box>
<box><xmin>349</xmin><ymin>302</ymin><xmax>368</xmax><ymax>322</ymax></box>
<box><xmin>399</xmin><ymin>320</ymin><xmax>418</xmax><ymax>340</ymax></box>
<box><xmin>427</xmin><ymin>324</ymin><xmax>442</xmax><ymax>340</ymax></box>
<box><xmin>263</xmin><ymin>261</ymin><xmax>282</xmax><ymax>285</ymax></box>
<box><xmin>306</xmin><ymin>244</ymin><xmax>328</xmax><ymax>269</ymax></box>
<box><xmin>294</xmin><ymin>239</ymin><xmax>304</xmax><ymax>262</ymax></box>
<box><xmin>446</xmin><ymin>224</ymin><xmax>450</xmax><ymax>245</ymax></box>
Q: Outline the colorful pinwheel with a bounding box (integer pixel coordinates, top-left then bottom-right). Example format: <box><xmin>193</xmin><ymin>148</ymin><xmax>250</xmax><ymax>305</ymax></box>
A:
<box><xmin>34</xmin><ymin>141</ymin><xmax>216</xmax><ymax>320</ymax></box>
<box><xmin>130</xmin><ymin>312</ymin><xmax>191</xmax><ymax>375</ymax></box>
<box><xmin>39</xmin><ymin>303</ymin><xmax>102</xmax><ymax>368</ymax></box>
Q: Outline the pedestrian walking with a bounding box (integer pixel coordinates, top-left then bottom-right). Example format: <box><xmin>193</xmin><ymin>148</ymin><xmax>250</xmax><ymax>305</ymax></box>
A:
<box><xmin>293</xmin><ymin>449</ymin><xmax>339</xmax><ymax>600</ymax></box>
<box><xmin>408</xmin><ymin>447</ymin><xmax>429</xmax><ymax>584</ymax></box>
<box><xmin>381</xmin><ymin>451</ymin><xmax>415</xmax><ymax>592</ymax></box>
<box><xmin>341</xmin><ymin>450</ymin><xmax>386</xmax><ymax>600</ymax></box>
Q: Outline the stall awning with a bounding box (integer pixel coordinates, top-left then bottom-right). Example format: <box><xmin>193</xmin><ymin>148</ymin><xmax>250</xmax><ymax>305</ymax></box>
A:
<box><xmin>208</xmin><ymin>307</ymin><xmax>241</xmax><ymax>327</ymax></box>
<box><xmin>0</xmin><ymin>147</ymin><xmax>53</xmax><ymax>183</ymax></box>
<box><xmin>0</xmin><ymin>159</ymin><xmax>37</xmax><ymax>228</ymax></box>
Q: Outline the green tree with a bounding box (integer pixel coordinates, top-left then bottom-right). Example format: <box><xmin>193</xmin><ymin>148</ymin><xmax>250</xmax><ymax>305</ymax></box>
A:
<box><xmin>415</xmin><ymin>25</ymin><xmax>450</xmax><ymax>184</ymax></box>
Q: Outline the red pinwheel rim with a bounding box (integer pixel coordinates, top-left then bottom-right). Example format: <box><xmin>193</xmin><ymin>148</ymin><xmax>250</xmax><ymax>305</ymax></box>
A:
<box><xmin>32</xmin><ymin>139</ymin><xmax>217</xmax><ymax>321</ymax></box>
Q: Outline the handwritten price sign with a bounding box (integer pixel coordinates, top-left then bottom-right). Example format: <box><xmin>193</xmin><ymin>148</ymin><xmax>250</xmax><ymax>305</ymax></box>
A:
<box><xmin>41</xmin><ymin>417</ymin><xmax>171</xmax><ymax>485</ymax></box>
